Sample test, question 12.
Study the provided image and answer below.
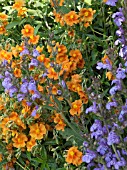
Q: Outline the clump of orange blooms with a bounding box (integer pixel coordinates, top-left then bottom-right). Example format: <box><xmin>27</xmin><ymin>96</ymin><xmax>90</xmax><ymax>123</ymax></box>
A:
<box><xmin>53</xmin><ymin>113</ymin><xmax>66</xmax><ymax>131</ymax></box>
<box><xmin>12</xmin><ymin>0</ymin><xmax>27</xmax><ymax>17</ymax></box>
<box><xmin>0</xmin><ymin>13</ymin><xmax>8</xmax><ymax>34</ymax></box>
<box><xmin>66</xmin><ymin>146</ymin><xmax>83</xmax><ymax>166</ymax></box>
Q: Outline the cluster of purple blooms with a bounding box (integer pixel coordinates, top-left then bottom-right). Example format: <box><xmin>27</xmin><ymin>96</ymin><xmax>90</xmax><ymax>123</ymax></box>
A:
<box><xmin>0</xmin><ymin>43</ymin><xmax>65</xmax><ymax>117</ymax></box>
<box><xmin>83</xmin><ymin>1</ymin><xmax>127</xmax><ymax>169</ymax></box>
<box><xmin>82</xmin><ymin>120</ymin><xmax>127</xmax><ymax>170</ymax></box>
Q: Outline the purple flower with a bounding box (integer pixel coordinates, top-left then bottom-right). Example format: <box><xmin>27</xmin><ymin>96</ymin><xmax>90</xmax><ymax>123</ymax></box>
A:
<box><xmin>116</xmin><ymin>66</ymin><xmax>126</xmax><ymax>79</ymax></box>
<box><xmin>106</xmin><ymin>100</ymin><xmax>117</xmax><ymax>110</ymax></box>
<box><xmin>32</xmin><ymin>49</ymin><xmax>40</xmax><ymax>57</ymax></box>
<box><xmin>90</xmin><ymin>120</ymin><xmax>102</xmax><ymax>132</ymax></box>
<box><xmin>105</xmin><ymin>0</ymin><xmax>118</xmax><ymax>6</ymax></box>
<box><xmin>20</xmin><ymin>48</ymin><xmax>29</xmax><ymax>56</ymax></box>
<box><xmin>119</xmin><ymin>46</ymin><xmax>127</xmax><ymax>58</ymax></box>
<box><xmin>107</xmin><ymin>131</ymin><xmax>120</xmax><ymax>145</ymax></box>
<box><xmin>109</xmin><ymin>79</ymin><xmax>122</xmax><ymax>95</ymax></box>
<box><xmin>96</xmin><ymin>62</ymin><xmax>112</xmax><ymax>70</ymax></box>
<box><xmin>31</xmin><ymin>105</ymin><xmax>39</xmax><ymax>116</ymax></box>
<box><xmin>20</xmin><ymin>82</ymin><xmax>28</xmax><ymax>94</ymax></box>
<box><xmin>0</xmin><ymin>74</ymin><xmax>4</xmax><ymax>79</ymax></box>
<box><xmin>28</xmin><ymin>80</ymin><xmax>37</xmax><ymax>92</ymax></box>
<box><xmin>57</xmin><ymin>90</ymin><xmax>62</xmax><ymax>95</ymax></box>
<box><xmin>29</xmin><ymin>58</ymin><xmax>38</xmax><ymax>68</ymax></box>
<box><xmin>9</xmin><ymin>86</ymin><xmax>18</xmax><ymax>97</ymax></box>
<box><xmin>83</xmin><ymin>141</ymin><xmax>89</xmax><ymax>147</ymax></box>
<box><xmin>31</xmin><ymin>92</ymin><xmax>41</xmax><ymax>101</ymax></box>
<box><xmin>107</xmin><ymin>157</ymin><xmax>117</xmax><ymax>168</ymax></box>
<box><xmin>17</xmin><ymin>93</ymin><xmax>25</xmax><ymax>101</ymax></box>
<box><xmin>116</xmin><ymin>27</ymin><xmax>124</xmax><ymax>37</ymax></box>
<box><xmin>97</xmin><ymin>144</ymin><xmax>108</xmax><ymax>155</ymax></box>
<box><xmin>86</xmin><ymin>102</ymin><xmax>98</xmax><ymax>114</ymax></box>
<box><xmin>112</xmin><ymin>9</ymin><xmax>125</xmax><ymax>26</ymax></box>
<box><xmin>82</xmin><ymin>150</ymin><xmax>97</xmax><ymax>163</ymax></box>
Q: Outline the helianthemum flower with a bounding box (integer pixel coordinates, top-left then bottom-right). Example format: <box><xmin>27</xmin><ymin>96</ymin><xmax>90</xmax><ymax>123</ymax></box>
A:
<box><xmin>66</xmin><ymin>146</ymin><xmax>83</xmax><ymax>166</ymax></box>
<box><xmin>29</xmin><ymin>123</ymin><xmax>46</xmax><ymax>140</ymax></box>
<box><xmin>21</xmin><ymin>24</ymin><xmax>34</xmax><ymax>37</ymax></box>
<box><xmin>69</xmin><ymin>99</ymin><xmax>82</xmax><ymax>116</ymax></box>
<box><xmin>12</xmin><ymin>133</ymin><xmax>28</xmax><ymax>148</ymax></box>
<box><xmin>64</xmin><ymin>11</ymin><xmax>79</xmax><ymax>26</ymax></box>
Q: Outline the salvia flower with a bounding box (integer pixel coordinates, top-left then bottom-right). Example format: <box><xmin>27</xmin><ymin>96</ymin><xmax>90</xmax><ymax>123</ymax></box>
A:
<box><xmin>112</xmin><ymin>8</ymin><xmax>125</xmax><ymax>27</ymax></box>
<box><xmin>107</xmin><ymin>131</ymin><xmax>120</xmax><ymax>145</ymax></box>
<box><xmin>82</xmin><ymin>149</ymin><xmax>97</xmax><ymax>163</ymax></box>
<box><xmin>105</xmin><ymin>0</ymin><xmax>118</xmax><ymax>6</ymax></box>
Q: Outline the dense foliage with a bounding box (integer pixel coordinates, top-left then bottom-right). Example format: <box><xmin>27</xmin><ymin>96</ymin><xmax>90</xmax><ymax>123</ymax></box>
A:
<box><xmin>0</xmin><ymin>0</ymin><xmax>127</xmax><ymax>169</ymax></box>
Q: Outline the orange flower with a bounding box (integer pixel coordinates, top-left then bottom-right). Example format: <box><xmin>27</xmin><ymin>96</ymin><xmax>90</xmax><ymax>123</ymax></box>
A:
<box><xmin>28</xmin><ymin>35</ymin><xmax>40</xmax><ymax>44</ymax></box>
<box><xmin>21</xmin><ymin>24</ymin><xmax>34</xmax><ymax>37</ymax></box>
<box><xmin>79</xmin><ymin>8</ymin><xmax>96</xmax><ymax>22</ymax></box>
<box><xmin>12</xmin><ymin>0</ymin><xmax>25</xmax><ymax>10</ymax></box>
<box><xmin>36</xmin><ymin>46</ymin><xmax>44</xmax><ymax>53</ymax></box>
<box><xmin>0</xmin><ymin>26</ymin><xmax>6</xmax><ymax>34</ymax></box>
<box><xmin>78</xmin><ymin>91</ymin><xmax>88</xmax><ymax>104</ymax></box>
<box><xmin>47</xmin><ymin>67</ymin><xmax>58</xmax><ymax>80</ymax></box>
<box><xmin>64</xmin><ymin>11</ymin><xmax>79</xmax><ymax>26</ymax></box>
<box><xmin>0</xmin><ymin>154</ymin><xmax>2</xmax><ymax>162</ymax></box>
<box><xmin>66</xmin><ymin>146</ymin><xmax>82</xmax><ymax>166</ymax></box>
<box><xmin>84</xmin><ymin>22</ymin><xmax>90</xmax><ymax>28</ymax></box>
<box><xmin>68</xmin><ymin>30</ymin><xmax>75</xmax><ymax>37</ymax></box>
<box><xmin>106</xmin><ymin>71</ymin><xmax>115</xmax><ymax>80</ymax></box>
<box><xmin>12</xmin><ymin>133</ymin><xmax>28</xmax><ymax>148</ymax></box>
<box><xmin>53</xmin><ymin>10</ymin><xmax>64</xmax><ymax>26</ymax></box>
<box><xmin>0</xmin><ymin>13</ymin><xmax>8</xmax><ymax>20</ymax></box>
<box><xmin>69</xmin><ymin>49</ymin><xmax>82</xmax><ymax>62</ymax></box>
<box><xmin>55</xmin><ymin>43</ymin><xmax>67</xmax><ymax>55</ymax></box>
<box><xmin>54</xmin><ymin>113</ymin><xmax>66</xmax><ymax>131</ymax></box>
<box><xmin>101</xmin><ymin>55</ymin><xmax>112</xmax><ymax>65</ymax></box>
<box><xmin>56</xmin><ymin>54</ymin><xmax>69</xmax><ymax>64</ymax></box>
<box><xmin>29</xmin><ymin>123</ymin><xmax>46</xmax><ymax>140</ymax></box>
<box><xmin>50</xmin><ymin>0</ymin><xmax>64</xmax><ymax>7</ymax></box>
<box><xmin>70</xmin><ymin>99</ymin><xmax>82</xmax><ymax>116</ymax></box>
<box><xmin>43</xmin><ymin>58</ymin><xmax>50</xmax><ymax>68</ymax></box>
<box><xmin>69</xmin><ymin>61</ymin><xmax>77</xmax><ymax>72</ymax></box>
<box><xmin>67</xmin><ymin>81</ymin><xmax>81</xmax><ymax>92</ymax></box>
<box><xmin>26</xmin><ymin>138</ymin><xmax>36</xmax><ymax>151</ymax></box>
<box><xmin>17</xmin><ymin>7</ymin><xmax>27</xmax><ymax>17</ymax></box>
<box><xmin>37</xmin><ymin>54</ymin><xmax>45</xmax><ymax>62</ymax></box>
<box><xmin>14</xmin><ymin>68</ymin><xmax>21</xmax><ymax>78</ymax></box>
<box><xmin>71</xmin><ymin>74</ymin><xmax>82</xmax><ymax>83</ymax></box>
<box><xmin>60</xmin><ymin>61</ymin><xmax>72</xmax><ymax>76</ymax></box>
<box><xmin>52</xmin><ymin>86</ymin><xmax>58</xmax><ymax>95</ymax></box>
<box><xmin>77</xmin><ymin>58</ymin><xmax>85</xmax><ymax>68</ymax></box>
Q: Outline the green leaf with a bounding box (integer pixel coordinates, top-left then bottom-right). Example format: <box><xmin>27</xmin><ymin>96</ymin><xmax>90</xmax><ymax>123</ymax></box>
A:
<box><xmin>34</xmin><ymin>24</ymin><xmax>42</xmax><ymax>35</ymax></box>
<box><xmin>6</xmin><ymin>20</ymin><xmax>21</xmax><ymax>29</ymax></box>
<box><xmin>41</xmin><ymin>146</ymin><xmax>47</xmax><ymax>160</ymax></box>
<box><xmin>84</xmin><ymin>0</ymin><xmax>92</xmax><ymax>5</ymax></box>
<box><xmin>42</xmin><ymin>105</ymin><xmax>55</xmax><ymax>111</ymax></box>
<box><xmin>32</xmin><ymin>158</ymin><xmax>44</xmax><ymax>163</ymax></box>
<box><xmin>53</xmin><ymin>96</ymin><xmax>62</xmax><ymax>111</ymax></box>
<box><xmin>57</xmin><ymin>6</ymin><xmax>70</xmax><ymax>14</ymax></box>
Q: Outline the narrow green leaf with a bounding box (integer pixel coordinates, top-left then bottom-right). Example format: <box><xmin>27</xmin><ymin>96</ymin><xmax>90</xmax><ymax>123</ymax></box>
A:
<box><xmin>6</xmin><ymin>20</ymin><xmax>21</xmax><ymax>29</ymax></box>
<box><xmin>34</xmin><ymin>24</ymin><xmax>41</xmax><ymax>35</ymax></box>
<box><xmin>42</xmin><ymin>105</ymin><xmax>55</xmax><ymax>111</ymax></box>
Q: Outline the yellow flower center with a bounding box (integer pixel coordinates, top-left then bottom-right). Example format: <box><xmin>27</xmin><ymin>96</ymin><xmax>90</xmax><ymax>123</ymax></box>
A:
<box><xmin>70</xmin><ymin>151</ymin><xmax>74</xmax><ymax>156</ymax></box>
<box><xmin>84</xmin><ymin>11</ymin><xmax>89</xmax><ymax>17</ymax></box>
<box><xmin>73</xmin><ymin>53</ymin><xmax>76</xmax><ymax>57</ymax></box>
<box><xmin>58</xmin><ymin>48</ymin><xmax>61</xmax><ymax>52</ymax></box>
<box><xmin>25</xmin><ymin>29</ymin><xmax>29</xmax><ymax>33</ymax></box>
<box><xmin>36</xmin><ymin>129</ymin><xmax>39</xmax><ymax>133</ymax></box>
<box><xmin>0</xmin><ymin>27</ymin><xmax>3</xmax><ymax>31</ymax></box>
<box><xmin>73</xmin><ymin>104</ymin><xmax>77</xmax><ymax>109</ymax></box>
<box><xmin>70</xmin><ymin>15</ymin><xmax>74</xmax><ymax>19</ymax></box>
